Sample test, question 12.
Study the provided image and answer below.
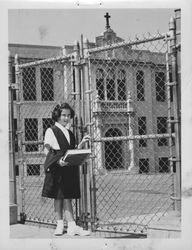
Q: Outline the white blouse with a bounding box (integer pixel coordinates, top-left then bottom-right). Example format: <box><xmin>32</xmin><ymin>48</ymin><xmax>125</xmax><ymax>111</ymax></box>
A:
<box><xmin>44</xmin><ymin>122</ymin><xmax>70</xmax><ymax>150</ymax></box>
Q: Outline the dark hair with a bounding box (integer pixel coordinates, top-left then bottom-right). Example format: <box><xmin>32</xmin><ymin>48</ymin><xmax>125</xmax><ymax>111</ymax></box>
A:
<box><xmin>52</xmin><ymin>103</ymin><xmax>75</xmax><ymax>122</ymax></box>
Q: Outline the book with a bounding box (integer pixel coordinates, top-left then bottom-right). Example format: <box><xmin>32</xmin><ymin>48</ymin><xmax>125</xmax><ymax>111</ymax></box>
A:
<box><xmin>62</xmin><ymin>148</ymin><xmax>92</xmax><ymax>166</ymax></box>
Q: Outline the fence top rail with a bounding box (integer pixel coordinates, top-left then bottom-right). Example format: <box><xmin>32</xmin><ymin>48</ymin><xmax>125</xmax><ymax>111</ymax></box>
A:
<box><xmin>17</xmin><ymin>54</ymin><xmax>73</xmax><ymax>69</ymax></box>
<box><xmin>87</xmin><ymin>32</ymin><xmax>169</xmax><ymax>55</ymax></box>
<box><xmin>92</xmin><ymin>133</ymin><xmax>174</xmax><ymax>142</ymax></box>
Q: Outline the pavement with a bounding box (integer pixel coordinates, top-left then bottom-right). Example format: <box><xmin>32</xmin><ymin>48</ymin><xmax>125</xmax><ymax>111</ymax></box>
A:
<box><xmin>147</xmin><ymin>211</ymin><xmax>181</xmax><ymax>238</ymax></box>
<box><xmin>10</xmin><ymin>223</ymin><xmax>57</xmax><ymax>239</ymax></box>
<box><xmin>10</xmin><ymin>211</ymin><xmax>181</xmax><ymax>239</ymax></box>
<box><xmin>10</xmin><ymin>223</ymin><xmax>103</xmax><ymax>239</ymax></box>
<box><xmin>10</xmin><ymin>223</ymin><xmax>145</xmax><ymax>239</ymax></box>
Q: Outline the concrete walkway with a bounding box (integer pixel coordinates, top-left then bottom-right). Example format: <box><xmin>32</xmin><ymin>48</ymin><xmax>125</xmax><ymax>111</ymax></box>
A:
<box><xmin>147</xmin><ymin>211</ymin><xmax>181</xmax><ymax>238</ymax></box>
<box><xmin>10</xmin><ymin>211</ymin><xmax>181</xmax><ymax>239</ymax></box>
<box><xmin>10</xmin><ymin>224</ymin><xmax>56</xmax><ymax>239</ymax></box>
<box><xmin>10</xmin><ymin>223</ymin><xmax>145</xmax><ymax>239</ymax></box>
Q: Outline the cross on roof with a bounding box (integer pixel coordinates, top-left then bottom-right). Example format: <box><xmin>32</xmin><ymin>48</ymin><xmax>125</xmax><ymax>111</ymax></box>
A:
<box><xmin>104</xmin><ymin>12</ymin><xmax>111</xmax><ymax>29</ymax></box>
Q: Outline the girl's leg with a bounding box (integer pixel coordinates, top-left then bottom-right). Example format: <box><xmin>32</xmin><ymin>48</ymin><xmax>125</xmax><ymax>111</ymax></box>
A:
<box><xmin>64</xmin><ymin>199</ymin><xmax>74</xmax><ymax>222</ymax></box>
<box><xmin>64</xmin><ymin>199</ymin><xmax>90</xmax><ymax>236</ymax></box>
<box><xmin>54</xmin><ymin>199</ymin><xmax>64</xmax><ymax>235</ymax></box>
<box><xmin>54</xmin><ymin>199</ymin><xmax>64</xmax><ymax>219</ymax></box>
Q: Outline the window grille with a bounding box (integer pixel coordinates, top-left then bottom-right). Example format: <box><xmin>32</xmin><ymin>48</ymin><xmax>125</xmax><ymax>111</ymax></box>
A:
<box><xmin>155</xmin><ymin>72</ymin><xmax>166</xmax><ymax>102</ymax></box>
<box><xmin>159</xmin><ymin>157</ymin><xmax>169</xmax><ymax>173</ymax></box>
<box><xmin>157</xmin><ymin>117</ymin><xmax>168</xmax><ymax>146</ymax></box>
<box><xmin>40</xmin><ymin>67</ymin><xmax>54</xmax><ymax>101</ymax></box>
<box><xmin>42</xmin><ymin>118</ymin><xmax>54</xmax><ymax>137</ymax></box>
<box><xmin>139</xmin><ymin>158</ymin><xmax>149</xmax><ymax>173</ymax></box>
<box><xmin>24</xmin><ymin>118</ymin><xmax>38</xmax><ymax>152</ymax></box>
<box><xmin>106</xmin><ymin>68</ymin><xmax>115</xmax><ymax>100</ymax></box>
<box><xmin>96</xmin><ymin>68</ymin><xmax>105</xmax><ymax>100</ymax></box>
<box><xmin>136</xmin><ymin>70</ymin><xmax>145</xmax><ymax>101</ymax></box>
<box><xmin>138</xmin><ymin>116</ymin><xmax>147</xmax><ymax>147</ymax></box>
<box><xmin>27</xmin><ymin>164</ymin><xmax>40</xmax><ymax>176</ymax></box>
<box><xmin>23</xmin><ymin>67</ymin><xmax>36</xmax><ymax>101</ymax></box>
<box><xmin>117</xmin><ymin>69</ymin><xmax>126</xmax><ymax>101</ymax></box>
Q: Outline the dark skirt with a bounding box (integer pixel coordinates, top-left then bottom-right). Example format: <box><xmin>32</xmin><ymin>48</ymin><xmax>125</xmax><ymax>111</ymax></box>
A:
<box><xmin>42</xmin><ymin>164</ymin><xmax>80</xmax><ymax>199</ymax></box>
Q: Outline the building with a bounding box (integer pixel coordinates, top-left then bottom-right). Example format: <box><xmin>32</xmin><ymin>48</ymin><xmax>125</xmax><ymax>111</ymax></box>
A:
<box><xmin>9</xmin><ymin>13</ymin><xmax>175</xmax><ymax>177</ymax></box>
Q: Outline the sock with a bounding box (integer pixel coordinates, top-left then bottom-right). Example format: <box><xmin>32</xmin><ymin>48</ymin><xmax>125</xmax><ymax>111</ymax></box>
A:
<box><xmin>68</xmin><ymin>221</ymin><xmax>76</xmax><ymax>228</ymax></box>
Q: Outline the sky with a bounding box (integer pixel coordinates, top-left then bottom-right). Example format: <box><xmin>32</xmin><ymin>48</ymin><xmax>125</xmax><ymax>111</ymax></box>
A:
<box><xmin>8</xmin><ymin>8</ymin><xmax>175</xmax><ymax>46</ymax></box>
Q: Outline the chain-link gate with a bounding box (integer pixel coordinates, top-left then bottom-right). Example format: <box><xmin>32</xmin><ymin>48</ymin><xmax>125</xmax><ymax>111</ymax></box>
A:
<box><xmin>81</xmin><ymin>31</ymin><xmax>180</xmax><ymax>235</ymax></box>
<box><xmin>9</xmin><ymin>15</ymin><xmax>181</xmax><ymax>237</ymax></box>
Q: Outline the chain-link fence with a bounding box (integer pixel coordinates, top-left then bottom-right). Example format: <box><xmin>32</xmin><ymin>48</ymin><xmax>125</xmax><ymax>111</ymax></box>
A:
<box><xmin>9</xmin><ymin>20</ymin><xmax>180</xmax><ymax>236</ymax></box>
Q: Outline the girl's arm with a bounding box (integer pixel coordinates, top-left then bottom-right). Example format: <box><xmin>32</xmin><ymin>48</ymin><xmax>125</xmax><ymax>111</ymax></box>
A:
<box><xmin>44</xmin><ymin>127</ymin><xmax>59</xmax><ymax>155</ymax></box>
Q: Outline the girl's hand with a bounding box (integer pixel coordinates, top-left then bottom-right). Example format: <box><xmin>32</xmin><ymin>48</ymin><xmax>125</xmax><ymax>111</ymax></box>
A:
<box><xmin>78</xmin><ymin>135</ymin><xmax>91</xmax><ymax>149</ymax></box>
<box><xmin>81</xmin><ymin>135</ymin><xmax>91</xmax><ymax>144</ymax></box>
<box><xmin>58</xmin><ymin>157</ymin><xmax>69</xmax><ymax>167</ymax></box>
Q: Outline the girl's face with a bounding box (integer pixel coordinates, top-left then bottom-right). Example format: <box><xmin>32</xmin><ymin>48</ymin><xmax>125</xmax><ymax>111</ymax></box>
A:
<box><xmin>58</xmin><ymin>109</ymin><xmax>71</xmax><ymax>127</ymax></box>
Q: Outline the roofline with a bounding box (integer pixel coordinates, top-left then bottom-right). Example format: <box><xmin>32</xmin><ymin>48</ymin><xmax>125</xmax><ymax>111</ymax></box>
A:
<box><xmin>8</xmin><ymin>43</ymin><xmax>63</xmax><ymax>50</ymax></box>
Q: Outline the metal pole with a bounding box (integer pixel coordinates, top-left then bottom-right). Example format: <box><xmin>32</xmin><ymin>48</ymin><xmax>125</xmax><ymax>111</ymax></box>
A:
<box><xmin>93</xmin><ymin>133</ymin><xmax>173</xmax><ymax>142</ymax></box>
<box><xmin>169</xmin><ymin>13</ymin><xmax>181</xmax><ymax>211</ymax></box>
<box><xmin>165</xmin><ymin>34</ymin><xmax>174</xmax><ymax>173</ymax></box>
<box><xmin>73</xmin><ymin>40</ymin><xmax>84</xmax><ymax>223</ymax></box>
<box><xmin>18</xmin><ymin>54</ymin><xmax>71</xmax><ymax>68</ymax></box>
<box><xmin>174</xmin><ymin>9</ymin><xmax>181</xmax><ymax>153</ymax></box>
<box><xmin>9</xmin><ymin>51</ymin><xmax>18</xmax><ymax>224</ymax></box>
<box><xmin>80</xmin><ymin>34</ymin><xmax>89</xmax><ymax>229</ymax></box>
<box><xmin>87</xmin><ymin>55</ymin><xmax>98</xmax><ymax>231</ymax></box>
<box><xmin>87</xmin><ymin>34</ymin><xmax>167</xmax><ymax>54</ymax></box>
<box><xmin>15</xmin><ymin>54</ymin><xmax>26</xmax><ymax>223</ymax></box>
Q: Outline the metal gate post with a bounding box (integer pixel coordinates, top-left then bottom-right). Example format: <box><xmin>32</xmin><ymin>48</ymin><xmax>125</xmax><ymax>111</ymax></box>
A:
<box><xmin>165</xmin><ymin>35</ymin><xmax>174</xmax><ymax>173</ymax></box>
<box><xmin>73</xmin><ymin>40</ymin><xmax>83</xmax><ymax>223</ymax></box>
<box><xmin>169</xmin><ymin>12</ymin><xmax>181</xmax><ymax>211</ymax></box>
<box><xmin>86</xmin><ymin>51</ymin><xmax>98</xmax><ymax>232</ymax></box>
<box><xmin>175</xmin><ymin>9</ymin><xmax>181</xmax><ymax>150</ymax></box>
<box><xmin>9</xmin><ymin>51</ymin><xmax>18</xmax><ymax>224</ymax></box>
<box><xmin>80</xmin><ymin>34</ymin><xmax>90</xmax><ymax>230</ymax></box>
<box><xmin>15</xmin><ymin>55</ymin><xmax>26</xmax><ymax>223</ymax></box>
<box><xmin>74</xmin><ymin>39</ymin><xmax>88</xmax><ymax>228</ymax></box>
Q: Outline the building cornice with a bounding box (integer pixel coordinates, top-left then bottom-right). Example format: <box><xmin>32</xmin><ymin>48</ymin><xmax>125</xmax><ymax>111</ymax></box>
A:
<box><xmin>8</xmin><ymin>43</ymin><xmax>62</xmax><ymax>50</ymax></box>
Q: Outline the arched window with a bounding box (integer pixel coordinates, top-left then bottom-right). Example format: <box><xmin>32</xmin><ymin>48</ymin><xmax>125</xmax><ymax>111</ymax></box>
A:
<box><xmin>105</xmin><ymin>128</ymin><xmax>123</xmax><ymax>170</ymax></box>
<box><xmin>96</xmin><ymin>69</ymin><xmax>104</xmax><ymax>100</ymax></box>
<box><xmin>117</xmin><ymin>69</ymin><xmax>126</xmax><ymax>100</ymax></box>
<box><xmin>106</xmin><ymin>68</ymin><xmax>115</xmax><ymax>100</ymax></box>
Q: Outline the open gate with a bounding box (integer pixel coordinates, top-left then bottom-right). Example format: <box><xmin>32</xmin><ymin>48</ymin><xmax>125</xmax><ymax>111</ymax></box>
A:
<box><xmin>81</xmin><ymin>30</ymin><xmax>180</xmax><ymax>235</ymax></box>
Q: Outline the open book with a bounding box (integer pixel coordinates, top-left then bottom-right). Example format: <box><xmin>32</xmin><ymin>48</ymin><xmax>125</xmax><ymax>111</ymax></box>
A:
<box><xmin>62</xmin><ymin>148</ymin><xmax>92</xmax><ymax>166</ymax></box>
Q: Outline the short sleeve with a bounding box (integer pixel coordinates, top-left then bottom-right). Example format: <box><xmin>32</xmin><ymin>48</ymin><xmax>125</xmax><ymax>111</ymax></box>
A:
<box><xmin>44</xmin><ymin>128</ymin><xmax>60</xmax><ymax>150</ymax></box>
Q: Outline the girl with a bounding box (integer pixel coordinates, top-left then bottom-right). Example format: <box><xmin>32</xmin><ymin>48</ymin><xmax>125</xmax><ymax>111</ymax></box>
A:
<box><xmin>42</xmin><ymin>103</ymin><xmax>91</xmax><ymax>236</ymax></box>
